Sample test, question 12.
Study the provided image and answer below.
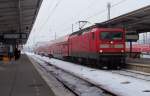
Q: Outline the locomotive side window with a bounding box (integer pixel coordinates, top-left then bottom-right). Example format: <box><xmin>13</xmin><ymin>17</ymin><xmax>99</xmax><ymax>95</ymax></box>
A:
<box><xmin>92</xmin><ymin>32</ymin><xmax>95</xmax><ymax>40</ymax></box>
<box><xmin>100</xmin><ymin>32</ymin><xmax>122</xmax><ymax>40</ymax></box>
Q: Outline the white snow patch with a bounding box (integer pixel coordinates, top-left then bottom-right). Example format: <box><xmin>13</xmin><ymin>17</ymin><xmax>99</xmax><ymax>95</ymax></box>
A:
<box><xmin>141</xmin><ymin>54</ymin><xmax>150</xmax><ymax>59</ymax></box>
<box><xmin>27</xmin><ymin>53</ymin><xmax>150</xmax><ymax>96</ymax></box>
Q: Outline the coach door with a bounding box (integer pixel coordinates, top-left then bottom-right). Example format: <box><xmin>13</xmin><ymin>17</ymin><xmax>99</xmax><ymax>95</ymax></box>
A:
<box><xmin>90</xmin><ymin>32</ymin><xmax>96</xmax><ymax>53</ymax></box>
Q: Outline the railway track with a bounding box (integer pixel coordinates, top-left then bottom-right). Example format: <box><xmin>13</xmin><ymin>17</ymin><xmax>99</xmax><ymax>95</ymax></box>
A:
<box><xmin>126</xmin><ymin>63</ymin><xmax>150</xmax><ymax>73</ymax></box>
<box><xmin>34</xmin><ymin>55</ymin><xmax>150</xmax><ymax>79</ymax></box>
<box><xmin>27</xmin><ymin>53</ymin><xmax>150</xmax><ymax>96</ymax></box>
<box><xmin>31</xmin><ymin>56</ymin><xmax>116</xmax><ymax>96</ymax></box>
<box><xmin>111</xmin><ymin>69</ymin><xmax>150</xmax><ymax>81</ymax></box>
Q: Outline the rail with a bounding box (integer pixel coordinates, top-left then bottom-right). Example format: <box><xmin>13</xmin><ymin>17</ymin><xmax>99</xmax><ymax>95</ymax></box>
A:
<box><xmin>127</xmin><ymin>63</ymin><xmax>150</xmax><ymax>73</ymax></box>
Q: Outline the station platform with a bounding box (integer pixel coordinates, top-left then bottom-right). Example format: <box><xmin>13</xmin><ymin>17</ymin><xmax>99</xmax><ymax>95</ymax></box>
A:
<box><xmin>126</xmin><ymin>57</ymin><xmax>150</xmax><ymax>73</ymax></box>
<box><xmin>127</xmin><ymin>58</ymin><xmax>150</xmax><ymax>65</ymax></box>
<box><xmin>0</xmin><ymin>54</ymin><xmax>55</xmax><ymax>96</ymax></box>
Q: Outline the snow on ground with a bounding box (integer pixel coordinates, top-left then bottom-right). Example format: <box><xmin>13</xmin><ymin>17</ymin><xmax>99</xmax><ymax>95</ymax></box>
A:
<box><xmin>29</xmin><ymin>54</ymin><xmax>105</xmax><ymax>96</ymax></box>
<box><xmin>111</xmin><ymin>70</ymin><xmax>150</xmax><ymax>81</ymax></box>
<box><xmin>44</xmin><ymin>63</ymin><xmax>104</xmax><ymax>96</ymax></box>
<box><xmin>28</xmin><ymin>56</ymin><xmax>76</xmax><ymax>96</ymax></box>
<box><xmin>27</xmin><ymin>53</ymin><xmax>150</xmax><ymax>96</ymax></box>
<box><xmin>141</xmin><ymin>54</ymin><xmax>150</xmax><ymax>59</ymax></box>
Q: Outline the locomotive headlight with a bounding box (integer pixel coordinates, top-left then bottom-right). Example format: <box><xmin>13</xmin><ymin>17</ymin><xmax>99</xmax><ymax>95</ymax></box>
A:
<box><xmin>99</xmin><ymin>50</ymin><xmax>103</xmax><ymax>53</ymax></box>
<box><xmin>110</xmin><ymin>41</ymin><xmax>113</xmax><ymax>44</ymax></box>
<box><xmin>114</xmin><ymin>44</ymin><xmax>123</xmax><ymax>48</ymax></box>
<box><xmin>121</xmin><ymin>50</ymin><xmax>124</xmax><ymax>52</ymax></box>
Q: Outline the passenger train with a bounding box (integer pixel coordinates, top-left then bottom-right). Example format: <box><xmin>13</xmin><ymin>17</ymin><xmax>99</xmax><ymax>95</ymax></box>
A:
<box><xmin>35</xmin><ymin>24</ymin><xmax>126</xmax><ymax>69</ymax></box>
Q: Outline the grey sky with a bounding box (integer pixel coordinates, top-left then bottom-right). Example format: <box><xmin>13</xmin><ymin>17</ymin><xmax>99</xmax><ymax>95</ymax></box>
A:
<box><xmin>27</xmin><ymin>0</ymin><xmax>150</xmax><ymax>46</ymax></box>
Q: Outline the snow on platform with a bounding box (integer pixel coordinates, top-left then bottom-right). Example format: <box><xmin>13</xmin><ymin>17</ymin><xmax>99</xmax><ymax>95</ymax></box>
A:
<box><xmin>28</xmin><ymin>53</ymin><xmax>150</xmax><ymax>96</ymax></box>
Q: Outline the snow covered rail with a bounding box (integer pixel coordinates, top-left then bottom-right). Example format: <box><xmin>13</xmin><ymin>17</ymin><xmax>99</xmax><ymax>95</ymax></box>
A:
<box><xmin>27</xmin><ymin>53</ymin><xmax>150</xmax><ymax>96</ymax></box>
<box><xmin>111</xmin><ymin>70</ymin><xmax>150</xmax><ymax>81</ymax></box>
<box><xmin>127</xmin><ymin>63</ymin><xmax>150</xmax><ymax>73</ymax></box>
<box><xmin>28</xmin><ymin>54</ymin><xmax>115</xmax><ymax>96</ymax></box>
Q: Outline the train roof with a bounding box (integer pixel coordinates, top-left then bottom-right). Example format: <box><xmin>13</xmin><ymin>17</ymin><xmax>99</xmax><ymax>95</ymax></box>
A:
<box><xmin>35</xmin><ymin>41</ymin><xmax>50</xmax><ymax>47</ymax></box>
<box><xmin>70</xmin><ymin>23</ymin><xmax>120</xmax><ymax>36</ymax></box>
<box><xmin>50</xmin><ymin>35</ymin><xmax>69</xmax><ymax>44</ymax></box>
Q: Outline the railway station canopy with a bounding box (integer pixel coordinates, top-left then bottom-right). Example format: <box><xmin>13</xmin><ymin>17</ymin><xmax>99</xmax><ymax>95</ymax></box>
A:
<box><xmin>0</xmin><ymin>0</ymin><xmax>43</xmax><ymax>45</ymax></box>
<box><xmin>100</xmin><ymin>5</ymin><xmax>150</xmax><ymax>33</ymax></box>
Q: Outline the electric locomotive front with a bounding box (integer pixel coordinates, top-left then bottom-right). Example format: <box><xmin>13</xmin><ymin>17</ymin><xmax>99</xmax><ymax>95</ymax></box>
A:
<box><xmin>96</xmin><ymin>28</ymin><xmax>126</xmax><ymax>68</ymax></box>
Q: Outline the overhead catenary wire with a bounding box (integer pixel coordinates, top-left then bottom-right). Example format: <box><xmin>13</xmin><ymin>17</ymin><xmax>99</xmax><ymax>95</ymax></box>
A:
<box><xmin>58</xmin><ymin>0</ymin><xmax>129</xmax><ymax>33</ymax></box>
<box><xmin>38</xmin><ymin>0</ymin><xmax>62</xmax><ymax>32</ymax></box>
<box><xmin>34</xmin><ymin>0</ymin><xmax>54</xmax><ymax>30</ymax></box>
<box><xmin>111</xmin><ymin>0</ymin><xmax>128</xmax><ymax>7</ymax></box>
<box><xmin>56</xmin><ymin>0</ymin><xmax>97</xmax><ymax>28</ymax></box>
<box><xmin>29</xmin><ymin>0</ymin><xmax>58</xmax><ymax>44</ymax></box>
<box><xmin>29</xmin><ymin>0</ymin><xmax>62</xmax><ymax>44</ymax></box>
<box><xmin>85</xmin><ymin>0</ymin><xmax>128</xmax><ymax>20</ymax></box>
<box><xmin>60</xmin><ymin>0</ymin><xmax>128</xmax><ymax>28</ymax></box>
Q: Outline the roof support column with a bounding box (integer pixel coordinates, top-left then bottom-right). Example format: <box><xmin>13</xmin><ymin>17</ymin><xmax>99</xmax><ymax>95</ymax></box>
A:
<box><xmin>18</xmin><ymin>0</ymin><xmax>21</xmax><ymax>33</ymax></box>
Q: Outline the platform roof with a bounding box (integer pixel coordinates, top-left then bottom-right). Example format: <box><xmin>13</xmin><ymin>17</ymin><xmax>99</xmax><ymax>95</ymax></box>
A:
<box><xmin>0</xmin><ymin>0</ymin><xmax>43</xmax><ymax>44</ymax></box>
<box><xmin>100</xmin><ymin>5</ymin><xmax>150</xmax><ymax>33</ymax></box>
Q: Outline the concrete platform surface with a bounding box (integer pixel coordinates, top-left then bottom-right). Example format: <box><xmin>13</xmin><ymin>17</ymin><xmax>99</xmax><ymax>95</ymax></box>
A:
<box><xmin>127</xmin><ymin>58</ymin><xmax>150</xmax><ymax>65</ymax></box>
<box><xmin>0</xmin><ymin>54</ymin><xmax>55</xmax><ymax>96</ymax></box>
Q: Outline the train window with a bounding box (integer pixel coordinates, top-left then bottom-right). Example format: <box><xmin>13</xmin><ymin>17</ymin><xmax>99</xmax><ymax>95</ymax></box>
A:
<box><xmin>92</xmin><ymin>32</ymin><xmax>95</xmax><ymax>39</ymax></box>
<box><xmin>63</xmin><ymin>44</ymin><xmax>66</xmax><ymax>48</ymax></box>
<box><xmin>100</xmin><ymin>32</ymin><xmax>122</xmax><ymax>40</ymax></box>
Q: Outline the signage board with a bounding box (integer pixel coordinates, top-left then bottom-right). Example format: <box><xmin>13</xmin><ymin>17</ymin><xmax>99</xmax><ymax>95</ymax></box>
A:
<box><xmin>3</xmin><ymin>33</ymin><xmax>27</xmax><ymax>39</ymax></box>
<box><xmin>126</xmin><ymin>34</ymin><xmax>139</xmax><ymax>42</ymax></box>
<box><xmin>4</xmin><ymin>34</ymin><xmax>20</xmax><ymax>39</ymax></box>
<box><xmin>2</xmin><ymin>33</ymin><xmax>28</xmax><ymax>44</ymax></box>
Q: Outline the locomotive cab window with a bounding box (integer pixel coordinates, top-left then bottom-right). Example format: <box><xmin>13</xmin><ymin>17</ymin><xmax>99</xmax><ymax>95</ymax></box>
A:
<box><xmin>100</xmin><ymin>32</ymin><xmax>122</xmax><ymax>40</ymax></box>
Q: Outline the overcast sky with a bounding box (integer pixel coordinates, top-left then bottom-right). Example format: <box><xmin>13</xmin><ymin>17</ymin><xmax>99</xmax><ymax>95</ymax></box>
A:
<box><xmin>26</xmin><ymin>0</ymin><xmax>150</xmax><ymax>46</ymax></box>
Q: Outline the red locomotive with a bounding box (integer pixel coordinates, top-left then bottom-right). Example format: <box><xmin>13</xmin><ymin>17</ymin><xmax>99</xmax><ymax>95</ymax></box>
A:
<box><xmin>35</xmin><ymin>24</ymin><xmax>126</xmax><ymax>69</ymax></box>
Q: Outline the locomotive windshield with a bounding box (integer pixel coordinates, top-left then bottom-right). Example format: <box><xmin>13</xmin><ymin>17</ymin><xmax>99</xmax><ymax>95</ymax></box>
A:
<box><xmin>100</xmin><ymin>32</ymin><xmax>122</xmax><ymax>40</ymax></box>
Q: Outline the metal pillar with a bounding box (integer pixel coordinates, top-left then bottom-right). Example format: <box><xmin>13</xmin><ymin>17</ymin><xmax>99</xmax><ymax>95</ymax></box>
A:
<box><xmin>107</xmin><ymin>3</ymin><xmax>111</xmax><ymax>20</ymax></box>
<box><xmin>129</xmin><ymin>41</ymin><xmax>132</xmax><ymax>57</ymax></box>
<box><xmin>72</xmin><ymin>24</ymin><xmax>74</xmax><ymax>33</ymax></box>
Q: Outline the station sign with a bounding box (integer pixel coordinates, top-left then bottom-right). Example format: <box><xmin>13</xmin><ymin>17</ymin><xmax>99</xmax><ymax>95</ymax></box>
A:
<box><xmin>1</xmin><ymin>33</ymin><xmax>28</xmax><ymax>44</ymax></box>
<box><xmin>4</xmin><ymin>34</ymin><xmax>20</xmax><ymax>39</ymax></box>
<box><xmin>126</xmin><ymin>34</ymin><xmax>139</xmax><ymax>41</ymax></box>
<box><xmin>126</xmin><ymin>31</ymin><xmax>139</xmax><ymax>42</ymax></box>
<box><xmin>3</xmin><ymin>33</ymin><xmax>27</xmax><ymax>39</ymax></box>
